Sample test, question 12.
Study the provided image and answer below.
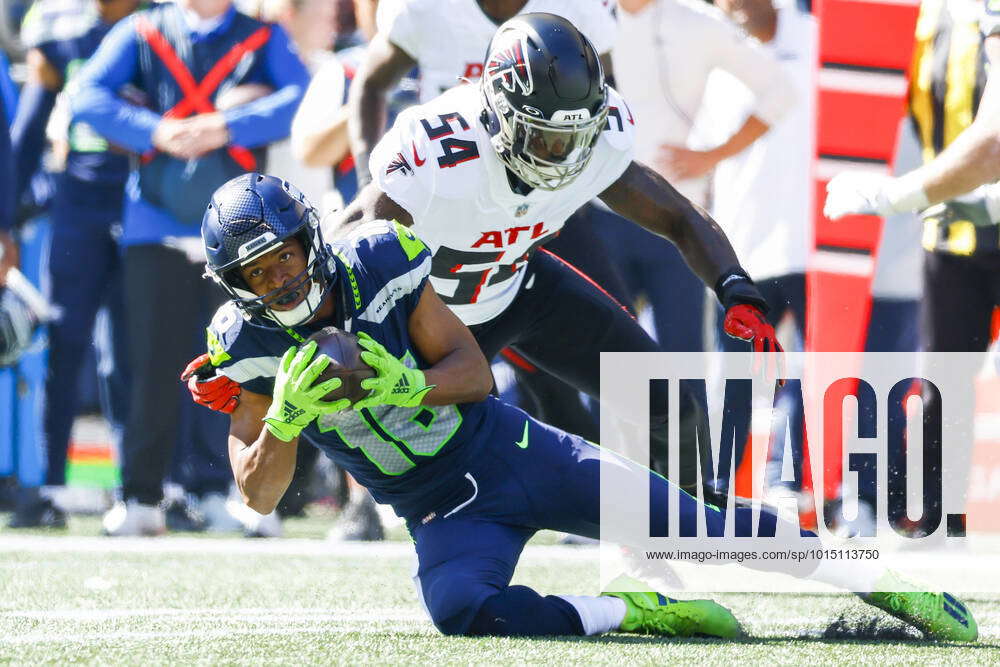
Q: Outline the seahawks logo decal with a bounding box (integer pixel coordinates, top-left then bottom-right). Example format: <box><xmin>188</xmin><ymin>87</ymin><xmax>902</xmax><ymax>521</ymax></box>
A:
<box><xmin>486</xmin><ymin>32</ymin><xmax>533</xmax><ymax>96</ymax></box>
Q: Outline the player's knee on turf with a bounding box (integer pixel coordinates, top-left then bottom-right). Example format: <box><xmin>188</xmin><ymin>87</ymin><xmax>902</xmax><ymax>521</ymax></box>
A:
<box><xmin>422</xmin><ymin>575</ymin><xmax>497</xmax><ymax>636</ymax></box>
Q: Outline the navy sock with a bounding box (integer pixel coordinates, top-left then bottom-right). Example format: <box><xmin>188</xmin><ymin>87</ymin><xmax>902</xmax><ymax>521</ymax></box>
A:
<box><xmin>467</xmin><ymin>585</ymin><xmax>586</xmax><ymax>636</ymax></box>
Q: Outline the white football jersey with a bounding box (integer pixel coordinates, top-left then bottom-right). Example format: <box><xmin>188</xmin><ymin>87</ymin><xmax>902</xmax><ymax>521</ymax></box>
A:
<box><xmin>376</xmin><ymin>0</ymin><xmax>617</xmax><ymax>102</ymax></box>
<box><xmin>371</xmin><ymin>84</ymin><xmax>636</xmax><ymax>325</ymax></box>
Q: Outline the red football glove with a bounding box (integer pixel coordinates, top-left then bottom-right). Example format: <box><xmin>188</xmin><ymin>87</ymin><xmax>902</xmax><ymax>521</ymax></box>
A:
<box><xmin>722</xmin><ymin>304</ymin><xmax>786</xmax><ymax>385</ymax></box>
<box><xmin>181</xmin><ymin>353</ymin><xmax>241</xmax><ymax>414</ymax></box>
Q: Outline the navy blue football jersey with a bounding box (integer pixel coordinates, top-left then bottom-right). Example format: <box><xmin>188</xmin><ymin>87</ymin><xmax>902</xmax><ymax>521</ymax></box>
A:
<box><xmin>206</xmin><ymin>220</ymin><xmax>496</xmax><ymax>519</ymax></box>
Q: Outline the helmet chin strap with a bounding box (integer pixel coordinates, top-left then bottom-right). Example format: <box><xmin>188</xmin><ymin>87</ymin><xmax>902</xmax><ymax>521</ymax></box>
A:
<box><xmin>264</xmin><ymin>280</ymin><xmax>324</xmax><ymax>327</ymax></box>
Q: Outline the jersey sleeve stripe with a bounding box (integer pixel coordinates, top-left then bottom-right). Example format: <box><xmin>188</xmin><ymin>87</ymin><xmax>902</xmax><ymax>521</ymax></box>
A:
<box><xmin>218</xmin><ymin>355</ymin><xmax>281</xmax><ymax>384</ymax></box>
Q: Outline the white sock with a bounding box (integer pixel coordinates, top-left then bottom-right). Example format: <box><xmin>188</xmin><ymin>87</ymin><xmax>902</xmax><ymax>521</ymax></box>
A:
<box><xmin>557</xmin><ymin>595</ymin><xmax>628</xmax><ymax>635</ymax></box>
<box><xmin>810</xmin><ymin>559</ymin><xmax>882</xmax><ymax>595</ymax></box>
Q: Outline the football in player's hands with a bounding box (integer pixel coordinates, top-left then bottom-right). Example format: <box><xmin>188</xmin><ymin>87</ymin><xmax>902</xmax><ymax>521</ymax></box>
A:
<box><xmin>306</xmin><ymin>327</ymin><xmax>375</xmax><ymax>405</ymax></box>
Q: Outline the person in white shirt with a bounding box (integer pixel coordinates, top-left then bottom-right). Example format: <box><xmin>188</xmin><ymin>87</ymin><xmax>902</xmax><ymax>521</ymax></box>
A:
<box><xmin>259</xmin><ymin>0</ymin><xmax>339</xmax><ymax>209</ymax></box>
<box><xmin>604</xmin><ymin>0</ymin><xmax>795</xmax><ymax>350</ymax></box>
<box><xmin>697</xmin><ymin>0</ymin><xmax>816</xmax><ymax>500</ymax></box>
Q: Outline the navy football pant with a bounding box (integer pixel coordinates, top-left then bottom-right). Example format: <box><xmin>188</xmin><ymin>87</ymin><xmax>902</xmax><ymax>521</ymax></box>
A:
<box><xmin>42</xmin><ymin>181</ymin><xmax>130</xmax><ymax>486</ymax></box>
<box><xmin>470</xmin><ymin>247</ymin><xmax>704</xmax><ymax>487</ymax></box>
<box><xmin>500</xmin><ymin>203</ymin><xmax>635</xmax><ymax>443</ymax></box>
<box><xmin>407</xmin><ymin>401</ymin><xmax>816</xmax><ymax>636</ymax></box>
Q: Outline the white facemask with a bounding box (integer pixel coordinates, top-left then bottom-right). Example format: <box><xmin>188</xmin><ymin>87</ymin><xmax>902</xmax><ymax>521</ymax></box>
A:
<box><xmin>231</xmin><ymin>278</ymin><xmax>324</xmax><ymax>328</ymax></box>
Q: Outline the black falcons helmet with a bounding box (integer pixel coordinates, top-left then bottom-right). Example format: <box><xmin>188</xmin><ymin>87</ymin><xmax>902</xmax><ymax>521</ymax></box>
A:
<box><xmin>480</xmin><ymin>12</ymin><xmax>608</xmax><ymax>191</ymax></box>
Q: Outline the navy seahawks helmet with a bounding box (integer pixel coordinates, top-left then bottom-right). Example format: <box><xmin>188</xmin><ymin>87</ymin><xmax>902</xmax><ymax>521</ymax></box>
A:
<box><xmin>202</xmin><ymin>173</ymin><xmax>334</xmax><ymax>328</ymax></box>
<box><xmin>480</xmin><ymin>13</ymin><xmax>608</xmax><ymax>191</ymax></box>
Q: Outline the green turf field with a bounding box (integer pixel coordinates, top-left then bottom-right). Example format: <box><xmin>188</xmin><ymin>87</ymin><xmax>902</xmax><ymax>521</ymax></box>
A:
<box><xmin>2</xmin><ymin>526</ymin><xmax>999</xmax><ymax>664</ymax></box>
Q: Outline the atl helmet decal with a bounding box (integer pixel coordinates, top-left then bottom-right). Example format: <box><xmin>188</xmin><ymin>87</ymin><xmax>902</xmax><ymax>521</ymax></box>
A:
<box><xmin>486</xmin><ymin>32</ymin><xmax>533</xmax><ymax>96</ymax></box>
<box><xmin>385</xmin><ymin>152</ymin><xmax>413</xmax><ymax>176</ymax></box>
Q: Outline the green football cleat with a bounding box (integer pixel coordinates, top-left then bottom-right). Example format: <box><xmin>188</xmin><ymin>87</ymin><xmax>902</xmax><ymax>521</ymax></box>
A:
<box><xmin>863</xmin><ymin>571</ymin><xmax>977</xmax><ymax>642</ymax></box>
<box><xmin>602</xmin><ymin>589</ymin><xmax>743</xmax><ymax>639</ymax></box>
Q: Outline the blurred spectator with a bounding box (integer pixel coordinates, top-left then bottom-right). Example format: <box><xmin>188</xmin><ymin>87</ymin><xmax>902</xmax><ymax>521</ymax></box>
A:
<box><xmin>824</xmin><ymin>0</ymin><xmax>1000</xmax><ymax>218</ymax></box>
<box><xmin>607</xmin><ymin>0</ymin><xmax>795</xmax><ymax>350</ymax></box>
<box><xmin>6</xmin><ymin>0</ymin><xmax>139</xmax><ymax>529</ymax></box>
<box><xmin>0</xmin><ymin>91</ymin><xmax>14</xmax><ymax>285</ymax></box>
<box><xmin>704</xmin><ymin>0</ymin><xmax>814</xmax><ymax>335</ymax></box>
<box><xmin>0</xmin><ymin>83</ymin><xmax>12</xmax><ymax>285</ymax></box>
<box><xmin>698</xmin><ymin>0</ymin><xmax>815</xmax><ymax>500</ymax></box>
<box><xmin>70</xmin><ymin>0</ymin><xmax>310</xmax><ymax>535</ymax></box>
<box><xmin>291</xmin><ymin>0</ymin><xmax>420</xmax><ymax>213</ymax></box>
<box><xmin>260</xmin><ymin>0</ymin><xmax>338</xmax><ymax>207</ymax></box>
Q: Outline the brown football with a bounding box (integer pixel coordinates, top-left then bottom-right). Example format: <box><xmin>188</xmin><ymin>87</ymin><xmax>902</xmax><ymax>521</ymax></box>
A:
<box><xmin>307</xmin><ymin>327</ymin><xmax>375</xmax><ymax>404</ymax></box>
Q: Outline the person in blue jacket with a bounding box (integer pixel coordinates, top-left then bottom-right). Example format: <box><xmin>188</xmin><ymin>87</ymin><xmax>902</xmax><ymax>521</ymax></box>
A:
<box><xmin>70</xmin><ymin>0</ymin><xmax>310</xmax><ymax>536</ymax></box>
<box><xmin>0</xmin><ymin>88</ymin><xmax>14</xmax><ymax>284</ymax></box>
<box><xmin>7</xmin><ymin>0</ymin><xmax>140</xmax><ymax>528</ymax></box>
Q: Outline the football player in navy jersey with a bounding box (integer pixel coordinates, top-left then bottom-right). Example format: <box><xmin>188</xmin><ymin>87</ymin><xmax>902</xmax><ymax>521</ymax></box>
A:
<box><xmin>191</xmin><ymin>13</ymin><xmax>782</xmax><ymax>507</ymax></box>
<box><xmin>200</xmin><ymin>172</ymin><xmax>978</xmax><ymax>641</ymax></box>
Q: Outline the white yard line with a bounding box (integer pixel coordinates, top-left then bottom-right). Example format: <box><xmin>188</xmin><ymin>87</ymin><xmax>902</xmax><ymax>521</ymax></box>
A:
<box><xmin>2</xmin><ymin>624</ymin><xmax>427</xmax><ymax>645</ymax></box>
<box><xmin>0</xmin><ymin>535</ymin><xmax>600</xmax><ymax>560</ymax></box>
<box><xmin>0</xmin><ymin>608</ymin><xmax>427</xmax><ymax>621</ymax></box>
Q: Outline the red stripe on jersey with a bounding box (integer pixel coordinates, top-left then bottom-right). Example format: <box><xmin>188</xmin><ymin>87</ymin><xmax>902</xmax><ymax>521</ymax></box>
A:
<box><xmin>469</xmin><ymin>252</ymin><xmax>505</xmax><ymax>303</ymax></box>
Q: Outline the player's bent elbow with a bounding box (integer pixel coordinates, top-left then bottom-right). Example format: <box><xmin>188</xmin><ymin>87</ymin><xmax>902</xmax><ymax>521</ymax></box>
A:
<box><xmin>981</xmin><ymin>134</ymin><xmax>1000</xmax><ymax>178</ymax></box>
<box><xmin>470</xmin><ymin>361</ymin><xmax>494</xmax><ymax>403</ymax></box>
<box><xmin>234</xmin><ymin>468</ymin><xmax>284</xmax><ymax>515</ymax></box>
<box><xmin>241</xmin><ymin>486</ymin><xmax>280</xmax><ymax>516</ymax></box>
<box><xmin>472</xmin><ymin>373</ymin><xmax>493</xmax><ymax>403</ymax></box>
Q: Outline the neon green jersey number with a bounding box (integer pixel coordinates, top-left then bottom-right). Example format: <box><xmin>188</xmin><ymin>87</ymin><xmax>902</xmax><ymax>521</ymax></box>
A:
<box><xmin>315</xmin><ymin>352</ymin><xmax>462</xmax><ymax>475</ymax></box>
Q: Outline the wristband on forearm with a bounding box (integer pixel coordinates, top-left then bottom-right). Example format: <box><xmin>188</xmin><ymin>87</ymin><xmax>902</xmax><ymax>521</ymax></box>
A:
<box><xmin>714</xmin><ymin>267</ymin><xmax>769</xmax><ymax>313</ymax></box>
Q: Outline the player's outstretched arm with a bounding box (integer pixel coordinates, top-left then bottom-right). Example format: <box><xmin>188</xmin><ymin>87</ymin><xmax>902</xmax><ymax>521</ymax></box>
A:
<box><xmin>228</xmin><ymin>389</ymin><xmax>299</xmax><ymax>515</ymax></box>
<box><xmin>824</xmin><ymin>34</ymin><xmax>1000</xmax><ymax>219</ymax></box>
<box><xmin>599</xmin><ymin>160</ymin><xmax>743</xmax><ymax>288</ymax></box>
<box><xmin>347</xmin><ymin>33</ymin><xmax>417</xmax><ymax>188</ymax></box>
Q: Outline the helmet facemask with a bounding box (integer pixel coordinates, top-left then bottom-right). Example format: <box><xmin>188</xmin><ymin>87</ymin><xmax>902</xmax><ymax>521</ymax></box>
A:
<box><xmin>488</xmin><ymin>91</ymin><xmax>608</xmax><ymax>191</ymax></box>
<box><xmin>208</xmin><ymin>211</ymin><xmax>336</xmax><ymax>329</ymax></box>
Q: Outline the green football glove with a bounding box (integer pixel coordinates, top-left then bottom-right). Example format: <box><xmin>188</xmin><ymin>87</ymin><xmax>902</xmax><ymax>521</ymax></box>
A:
<box><xmin>263</xmin><ymin>341</ymin><xmax>350</xmax><ymax>442</ymax></box>
<box><xmin>353</xmin><ymin>332</ymin><xmax>436</xmax><ymax>410</ymax></box>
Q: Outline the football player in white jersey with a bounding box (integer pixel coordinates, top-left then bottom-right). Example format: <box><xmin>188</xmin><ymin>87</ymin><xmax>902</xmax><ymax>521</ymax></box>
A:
<box><xmin>345</xmin><ymin>0</ymin><xmax>625</xmax><ymax>446</ymax></box>
<box><xmin>334</xmin><ymin>13</ymin><xmax>784</xmax><ymax>503</ymax></box>
<box><xmin>348</xmin><ymin>0</ymin><xmax>617</xmax><ymax>187</ymax></box>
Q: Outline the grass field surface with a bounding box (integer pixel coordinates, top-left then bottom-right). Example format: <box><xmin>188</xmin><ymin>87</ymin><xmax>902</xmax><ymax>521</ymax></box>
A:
<box><xmin>2</xmin><ymin>519</ymin><xmax>999</xmax><ymax>664</ymax></box>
